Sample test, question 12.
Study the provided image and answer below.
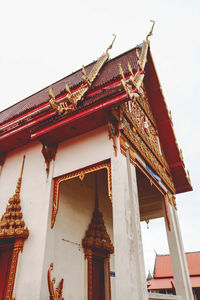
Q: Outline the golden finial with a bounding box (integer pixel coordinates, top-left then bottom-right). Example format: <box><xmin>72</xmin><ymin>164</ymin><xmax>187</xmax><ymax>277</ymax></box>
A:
<box><xmin>179</xmin><ymin>148</ymin><xmax>184</xmax><ymax>161</ymax></box>
<box><xmin>106</xmin><ymin>34</ymin><xmax>116</xmax><ymax>55</ymax></box>
<box><xmin>49</xmin><ymin>86</ymin><xmax>55</xmax><ymax>100</ymax></box>
<box><xmin>82</xmin><ymin>65</ymin><xmax>91</xmax><ymax>86</ymax></box>
<box><xmin>146</xmin><ymin>20</ymin><xmax>155</xmax><ymax>41</ymax></box>
<box><xmin>65</xmin><ymin>81</ymin><xmax>71</xmax><ymax>95</ymax></box>
<box><xmin>128</xmin><ymin>61</ymin><xmax>134</xmax><ymax>76</ymax></box>
<box><xmin>94</xmin><ymin>173</ymin><xmax>99</xmax><ymax>210</ymax></box>
<box><xmin>119</xmin><ymin>63</ymin><xmax>125</xmax><ymax>81</ymax></box>
<box><xmin>186</xmin><ymin>170</ymin><xmax>191</xmax><ymax>185</ymax></box>
<box><xmin>15</xmin><ymin>155</ymin><xmax>25</xmax><ymax>195</ymax></box>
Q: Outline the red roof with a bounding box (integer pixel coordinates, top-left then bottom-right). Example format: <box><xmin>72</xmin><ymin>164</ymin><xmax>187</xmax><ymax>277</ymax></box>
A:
<box><xmin>147</xmin><ymin>277</ymin><xmax>200</xmax><ymax>290</ymax></box>
<box><xmin>0</xmin><ymin>47</ymin><xmax>139</xmax><ymax>126</ymax></box>
<box><xmin>154</xmin><ymin>253</ymin><xmax>200</xmax><ymax>278</ymax></box>
<box><xmin>0</xmin><ymin>44</ymin><xmax>192</xmax><ymax>193</ymax></box>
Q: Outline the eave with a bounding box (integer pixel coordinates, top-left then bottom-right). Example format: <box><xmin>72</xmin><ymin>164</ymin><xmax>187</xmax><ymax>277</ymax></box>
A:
<box><xmin>0</xmin><ymin>84</ymin><xmax>127</xmax><ymax>152</ymax></box>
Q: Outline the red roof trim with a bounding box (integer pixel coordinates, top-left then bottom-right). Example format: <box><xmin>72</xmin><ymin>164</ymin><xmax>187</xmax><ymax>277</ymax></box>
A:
<box><xmin>144</xmin><ymin>49</ymin><xmax>192</xmax><ymax>194</ymax></box>
<box><xmin>31</xmin><ymin>93</ymin><xmax>127</xmax><ymax>140</ymax></box>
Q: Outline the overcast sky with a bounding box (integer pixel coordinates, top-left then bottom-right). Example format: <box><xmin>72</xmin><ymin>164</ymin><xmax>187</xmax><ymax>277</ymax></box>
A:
<box><xmin>1</xmin><ymin>0</ymin><xmax>200</xmax><ymax>274</ymax></box>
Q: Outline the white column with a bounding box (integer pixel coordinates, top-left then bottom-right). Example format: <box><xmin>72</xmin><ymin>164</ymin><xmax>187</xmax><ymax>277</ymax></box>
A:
<box><xmin>111</xmin><ymin>144</ymin><xmax>148</xmax><ymax>300</ymax></box>
<box><xmin>164</xmin><ymin>196</ymin><xmax>193</xmax><ymax>300</ymax></box>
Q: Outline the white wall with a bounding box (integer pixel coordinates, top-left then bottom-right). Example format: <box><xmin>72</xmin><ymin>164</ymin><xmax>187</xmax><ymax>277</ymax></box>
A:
<box><xmin>53</xmin><ymin>126</ymin><xmax>112</xmax><ymax>178</ymax></box>
<box><xmin>40</xmin><ymin>126</ymin><xmax>115</xmax><ymax>299</ymax></box>
<box><xmin>53</xmin><ymin>173</ymin><xmax>114</xmax><ymax>300</ymax></box>
<box><xmin>0</xmin><ymin>141</ymin><xmax>52</xmax><ymax>300</ymax></box>
<box><xmin>0</xmin><ymin>126</ymin><xmax>115</xmax><ymax>299</ymax></box>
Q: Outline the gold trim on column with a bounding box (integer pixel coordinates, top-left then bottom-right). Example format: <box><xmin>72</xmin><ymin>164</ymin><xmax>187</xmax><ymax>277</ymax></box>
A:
<box><xmin>164</xmin><ymin>194</ymin><xmax>171</xmax><ymax>231</ymax></box>
<box><xmin>172</xmin><ymin>195</ymin><xmax>177</xmax><ymax>210</ymax></box>
<box><xmin>120</xmin><ymin>135</ymin><xmax>136</xmax><ymax>165</ymax></box>
<box><xmin>107</xmin><ymin>120</ymin><xmax>118</xmax><ymax>156</ymax></box>
<box><xmin>51</xmin><ymin>161</ymin><xmax>112</xmax><ymax>228</ymax></box>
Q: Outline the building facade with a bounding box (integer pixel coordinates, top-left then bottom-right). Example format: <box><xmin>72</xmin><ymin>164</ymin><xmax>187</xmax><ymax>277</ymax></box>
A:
<box><xmin>0</xmin><ymin>28</ymin><xmax>194</xmax><ymax>300</ymax></box>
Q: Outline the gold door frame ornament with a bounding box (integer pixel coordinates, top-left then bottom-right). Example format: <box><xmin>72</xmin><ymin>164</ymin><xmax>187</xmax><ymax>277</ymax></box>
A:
<box><xmin>51</xmin><ymin>161</ymin><xmax>112</xmax><ymax>228</ymax></box>
<box><xmin>5</xmin><ymin>238</ymin><xmax>24</xmax><ymax>300</ymax></box>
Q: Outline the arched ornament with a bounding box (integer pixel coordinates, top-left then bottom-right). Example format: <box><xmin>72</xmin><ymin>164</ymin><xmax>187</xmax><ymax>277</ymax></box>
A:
<box><xmin>51</xmin><ymin>161</ymin><xmax>112</xmax><ymax>228</ymax></box>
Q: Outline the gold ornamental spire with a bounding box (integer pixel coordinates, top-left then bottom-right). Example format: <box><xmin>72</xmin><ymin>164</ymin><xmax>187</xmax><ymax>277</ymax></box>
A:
<box><xmin>94</xmin><ymin>173</ymin><xmax>99</xmax><ymax>210</ymax></box>
<box><xmin>82</xmin><ymin>173</ymin><xmax>114</xmax><ymax>254</ymax></box>
<box><xmin>0</xmin><ymin>156</ymin><xmax>29</xmax><ymax>240</ymax></box>
<box><xmin>15</xmin><ymin>155</ymin><xmax>25</xmax><ymax>195</ymax></box>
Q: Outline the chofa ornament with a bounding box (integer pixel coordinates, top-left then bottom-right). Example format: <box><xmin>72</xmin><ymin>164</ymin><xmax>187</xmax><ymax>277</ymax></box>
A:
<box><xmin>49</xmin><ymin>35</ymin><xmax>116</xmax><ymax>115</ymax></box>
<box><xmin>119</xmin><ymin>20</ymin><xmax>155</xmax><ymax>100</ymax></box>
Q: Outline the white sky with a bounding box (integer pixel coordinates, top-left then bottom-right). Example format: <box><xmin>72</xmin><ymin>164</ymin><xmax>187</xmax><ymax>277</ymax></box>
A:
<box><xmin>1</xmin><ymin>0</ymin><xmax>200</xmax><ymax>274</ymax></box>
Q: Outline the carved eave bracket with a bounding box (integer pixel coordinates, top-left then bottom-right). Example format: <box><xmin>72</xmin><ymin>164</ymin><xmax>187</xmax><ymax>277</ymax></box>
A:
<box><xmin>47</xmin><ymin>263</ymin><xmax>64</xmax><ymax>300</ymax></box>
<box><xmin>107</xmin><ymin>112</ymin><xmax>119</xmax><ymax>156</ymax></box>
<box><xmin>0</xmin><ymin>152</ymin><xmax>6</xmax><ymax>167</ymax></box>
<box><xmin>49</xmin><ymin>35</ymin><xmax>116</xmax><ymax>116</ymax></box>
<box><xmin>42</xmin><ymin>144</ymin><xmax>58</xmax><ymax>176</ymax></box>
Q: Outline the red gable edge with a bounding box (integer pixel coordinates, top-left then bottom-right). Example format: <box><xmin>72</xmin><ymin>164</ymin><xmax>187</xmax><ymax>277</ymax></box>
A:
<box><xmin>144</xmin><ymin>49</ymin><xmax>192</xmax><ymax>194</ymax></box>
<box><xmin>0</xmin><ymin>46</ymin><xmax>192</xmax><ymax>194</ymax></box>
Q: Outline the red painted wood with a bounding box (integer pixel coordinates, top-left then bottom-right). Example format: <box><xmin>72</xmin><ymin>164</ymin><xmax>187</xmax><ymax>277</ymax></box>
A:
<box><xmin>31</xmin><ymin>93</ymin><xmax>127</xmax><ymax>139</ymax></box>
<box><xmin>0</xmin><ymin>245</ymin><xmax>13</xmax><ymax>300</ymax></box>
<box><xmin>92</xmin><ymin>256</ymin><xmax>105</xmax><ymax>300</ymax></box>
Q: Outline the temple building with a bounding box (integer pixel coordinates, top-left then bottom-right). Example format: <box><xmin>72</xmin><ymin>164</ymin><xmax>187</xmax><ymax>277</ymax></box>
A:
<box><xmin>147</xmin><ymin>252</ymin><xmax>200</xmax><ymax>299</ymax></box>
<box><xmin>0</xmin><ymin>24</ymin><xmax>194</xmax><ymax>300</ymax></box>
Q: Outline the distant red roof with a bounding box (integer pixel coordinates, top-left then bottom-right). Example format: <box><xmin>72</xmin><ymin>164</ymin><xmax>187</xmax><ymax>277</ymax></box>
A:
<box><xmin>154</xmin><ymin>252</ymin><xmax>200</xmax><ymax>278</ymax></box>
<box><xmin>148</xmin><ymin>252</ymin><xmax>200</xmax><ymax>291</ymax></box>
<box><xmin>147</xmin><ymin>277</ymin><xmax>200</xmax><ymax>290</ymax></box>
